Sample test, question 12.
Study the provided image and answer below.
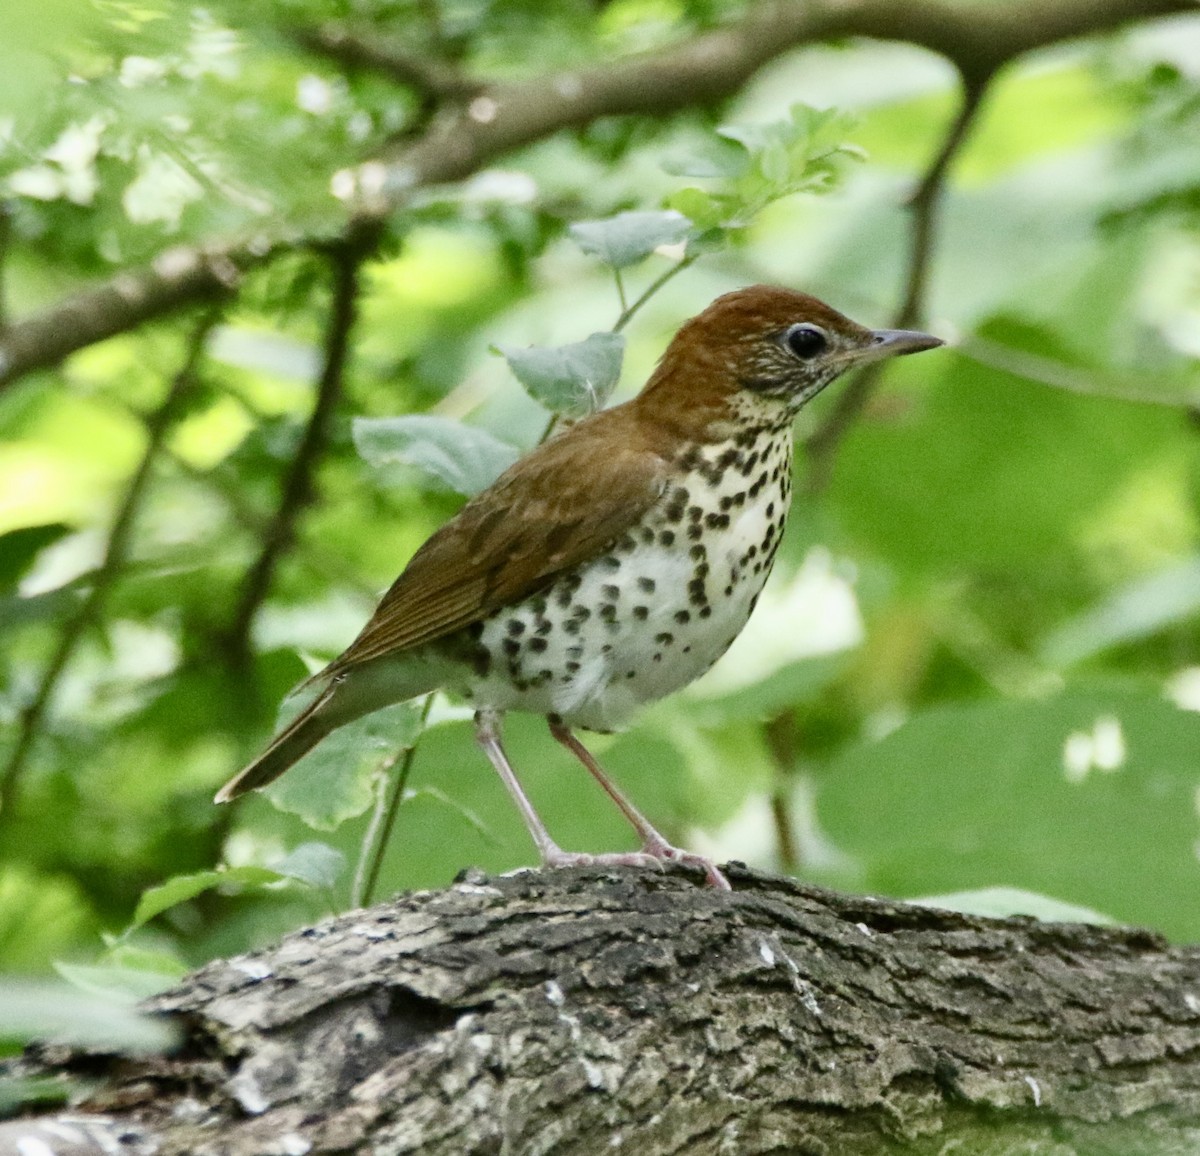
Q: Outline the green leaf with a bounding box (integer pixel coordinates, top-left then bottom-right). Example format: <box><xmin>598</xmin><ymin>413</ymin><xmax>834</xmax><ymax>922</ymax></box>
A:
<box><xmin>815</xmin><ymin>682</ymin><xmax>1200</xmax><ymax>941</ymax></box>
<box><xmin>131</xmin><ymin>866</ymin><xmax>285</xmax><ymax>929</ymax></box>
<box><xmin>0</xmin><ymin>979</ymin><xmax>178</xmax><ymax>1054</ymax></box>
<box><xmin>0</xmin><ymin>523</ymin><xmax>71</xmax><ymax>591</ymax></box>
<box><xmin>54</xmin><ymin>961</ymin><xmax>180</xmax><ymax>1002</ymax></box>
<box><xmin>273</xmin><ymin>841</ymin><xmax>346</xmax><ymax>889</ymax></box>
<box><xmin>265</xmin><ymin>698</ymin><xmax>427</xmax><ymax>830</ymax></box>
<box><xmin>353</xmin><ymin>415</ymin><xmax>518</xmax><ymax>496</ymax></box>
<box><xmin>567</xmin><ymin>210</ymin><xmax>691</xmax><ymax>268</ymax></box>
<box><xmin>495</xmin><ymin>332</ymin><xmax>625</xmax><ymax>417</ymax></box>
<box><xmin>665</xmin><ymin>187</ymin><xmax>729</xmax><ymax>233</ymax></box>
<box><xmin>909</xmin><ymin>886</ymin><xmax>1118</xmax><ymax>925</ymax></box>
<box><xmin>1040</xmin><ymin>557</ymin><xmax>1200</xmax><ymax>667</ymax></box>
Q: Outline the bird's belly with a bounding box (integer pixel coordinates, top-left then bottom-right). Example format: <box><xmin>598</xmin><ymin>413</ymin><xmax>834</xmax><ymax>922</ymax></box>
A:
<box><xmin>463</xmin><ymin>453</ymin><xmax>790</xmax><ymax>731</ymax></box>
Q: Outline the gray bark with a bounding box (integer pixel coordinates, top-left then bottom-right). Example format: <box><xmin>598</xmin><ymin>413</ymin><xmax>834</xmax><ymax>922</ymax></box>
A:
<box><xmin>3</xmin><ymin>864</ymin><xmax>1200</xmax><ymax>1154</ymax></box>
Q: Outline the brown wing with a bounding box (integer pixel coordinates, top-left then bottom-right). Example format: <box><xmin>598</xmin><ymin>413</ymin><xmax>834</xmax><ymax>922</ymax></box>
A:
<box><xmin>327</xmin><ymin>414</ymin><xmax>668</xmax><ymax>673</ymax></box>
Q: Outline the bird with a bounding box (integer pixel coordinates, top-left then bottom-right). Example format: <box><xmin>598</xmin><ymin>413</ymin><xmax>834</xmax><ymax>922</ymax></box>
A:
<box><xmin>216</xmin><ymin>285</ymin><xmax>943</xmax><ymax>889</ymax></box>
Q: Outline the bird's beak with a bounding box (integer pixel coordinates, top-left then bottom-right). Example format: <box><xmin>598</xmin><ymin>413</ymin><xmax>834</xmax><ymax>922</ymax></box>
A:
<box><xmin>857</xmin><ymin>328</ymin><xmax>944</xmax><ymax>364</ymax></box>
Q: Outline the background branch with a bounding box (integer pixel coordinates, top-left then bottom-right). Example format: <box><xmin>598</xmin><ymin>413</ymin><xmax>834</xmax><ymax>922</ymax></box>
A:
<box><xmin>0</xmin><ymin>0</ymin><xmax>1186</xmax><ymax>392</ymax></box>
<box><xmin>219</xmin><ymin>244</ymin><xmax>367</xmax><ymax>673</ymax></box>
<box><xmin>803</xmin><ymin>72</ymin><xmax>989</xmax><ymax>492</ymax></box>
<box><xmin>294</xmin><ymin>23</ymin><xmax>480</xmax><ymax>101</ymax></box>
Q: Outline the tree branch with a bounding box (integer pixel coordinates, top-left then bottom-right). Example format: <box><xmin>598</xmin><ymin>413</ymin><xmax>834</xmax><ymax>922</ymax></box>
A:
<box><xmin>803</xmin><ymin>73</ymin><xmax>989</xmax><ymax>492</ymax></box>
<box><xmin>4</xmin><ymin>867</ymin><xmax>1200</xmax><ymax>1153</ymax></box>
<box><xmin>294</xmin><ymin>22</ymin><xmax>481</xmax><ymax>101</ymax></box>
<box><xmin>219</xmin><ymin>244</ymin><xmax>366</xmax><ymax>671</ymax></box>
<box><xmin>0</xmin><ymin>0</ymin><xmax>1186</xmax><ymax>392</ymax></box>
<box><xmin>0</xmin><ymin>308</ymin><xmax>221</xmax><ymax>820</ymax></box>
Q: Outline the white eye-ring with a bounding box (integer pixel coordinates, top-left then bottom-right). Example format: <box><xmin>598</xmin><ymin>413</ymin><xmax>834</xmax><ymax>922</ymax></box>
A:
<box><xmin>785</xmin><ymin>323</ymin><xmax>828</xmax><ymax>360</ymax></box>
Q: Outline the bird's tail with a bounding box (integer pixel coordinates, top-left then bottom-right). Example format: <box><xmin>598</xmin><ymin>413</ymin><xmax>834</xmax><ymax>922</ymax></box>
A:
<box><xmin>214</xmin><ymin>680</ymin><xmax>339</xmax><ymax>803</ymax></box>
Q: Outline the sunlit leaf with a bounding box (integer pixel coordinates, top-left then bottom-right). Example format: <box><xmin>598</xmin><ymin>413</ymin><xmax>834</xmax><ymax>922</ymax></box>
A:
<box><xmin>131</xmin><ymin>866</ymin><xmax>286</xmax><ymax>929</ymax></box>
<box><xmin>495</xmin><ymin>332</ymin><xmax>625</xmax><ymax>417</ymax></box>
<box><xmin>273</xmin><ymin>841</ymin><xmax>346</xmax><ymax>889</ymax></box>
<box><xmin>353</xmin><ymin>415</ymin><xmax>519</xmax><ymax>496</ymax></box>
<box><xmin>54</xmin><ymin>960</ymin><xmax>179</xmax><ymax>1002</ymax></box>
<box><xmin>0</xmin><ymin>979</ymin><xmax>178</xmax><ymax>1054</ymax></box>
<box><xmin>568</xmin><ymin>210</ymin><xmax>691</xmax><ymax>268</ymax></box>
<box><xmin>265</xmin><ymin>698</ymin><xmax>427</xmax><ymax>831</ymax></box>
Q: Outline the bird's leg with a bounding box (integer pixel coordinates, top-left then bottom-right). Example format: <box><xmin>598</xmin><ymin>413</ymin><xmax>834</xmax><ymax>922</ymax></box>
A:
<box><xmin>547</xmin><ymin>716</ymin><xmax>732</xmax><ymax>890</ymax></box>
<box><xmin>473</xmin><ymin>710</ymin><xmax>661</xmax><ymax>874</ymax></box>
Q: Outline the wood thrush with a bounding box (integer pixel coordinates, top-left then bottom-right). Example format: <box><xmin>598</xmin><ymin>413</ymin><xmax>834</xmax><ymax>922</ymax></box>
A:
<box><xmin>216</xmin><ymin>286</ymin><xmax>942</xmax><ymax>888</ymax></box>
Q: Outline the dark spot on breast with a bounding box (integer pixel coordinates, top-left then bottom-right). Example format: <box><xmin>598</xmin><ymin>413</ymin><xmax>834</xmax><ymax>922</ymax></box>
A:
<box><xmin>694</xmin><ymin>562</ymin><xmax>709</xmax><ymax>579</ymax></box>
<box><xmin>619</xmin><ymin>534</ymin><xmax>636</xmax><ymax>551</ymax></box>
<box><xmin>675</xmin><ymin>610</ymin><xmax>690</xmax><ymax>624</ymax></box>
<box><xmin>567</xmin><ymin>643</ymin><xmax>583</xmax><ymax>659</ymax></box>
<box><xmin>724</xmin><ymin>585</ymin><xmax>733</xmax><ymax>596</ymax></box>
<box><xmin>571</xmin><ymin>604</ymin><xmax>591</xmax><ymax>621</ymax></box>
<box><xmin>535</xmin><ymin>618</ymin><xmax>552</xmax><ymax>635</ymax></box>
<box><xmin>602</xmin><ymin>584</ymin><xmax>620</xmax><ymax>601</ymax></box>
<box><xmin>689</xmin><ymin>544</ymin><xmax>706</xmax><ymax>560</ymax></box>
<box><xmin>699</xmin><ymin>607</ymin><xmax>712</xmax><ymax>618</ymax></box>
<box><xmin>530</xmin><ymin>596</ymin><xmax>548</xmax><ymax>615</ymax></box>
<box><xmin>564</xmin><ymin>618</ymin><xmax>581</xmax><ymax>636</ymax></box>
<box><xmin>688</xmin><ymin>505</ymin><xmax>704</xmax><ymax>523</ymax></box>
<box><xmin>659</xmin><ymin>530</ymin><xmax>675</xmax><ymax>547</ymax></box>
<box><xmin>687</xmin><ymin>524</ymin><xmax>703</xmax><ymax>541</ymax></box>
<box><xmin>719</xmin><ymin>495</ymin><xmax>734</xmax><ymax>512</ymax></box>
<box><xmin>766</xmin><ymin>502</ymin><xmax>775</xmax><ymax>518</ymax></box>
<box><xmin>653</xmin><ymin>653</ymin><xmax>662</xmax><ymax>662</ymax></box>
<box><xmin>705</xmin><ymin>512</ymin><xmax>730</xmax><ymax>530</ymax></box>
<box><xmin>637</xmin><ymin>577</ymin><xmax>656</xmax><ymax>593</ymax></box>
<box><xmin>633</xmin><ymin>605</ymin><xmax>648</xmax><ymax>620</ymax></box>
<box><xmin>640</xmin><ymin>526</ymin><xmax>656</xmax><ymax>545</ymax></box>
<box><xmin>467</xmin><ymin>622</ymin><xmax>485</xmax><ymax>640</ymax></box>
<box><xmin>626</xmin><ymin>670</ymin><xmax>637</xmax><ymax>679</ymax></box>
<box><xmin>601</xmin><ymin>555</ymin><xmax>621</xmax><ymax>570</ymax></box>
<box><xmin>529</xmin><ymin>637</ymin><xmax>548</xmax><ymax>653</ymax></box>
<box><xmin>566</xmin><ymin>660</ymin><xmax>581</xmax><ymax>674</ymax></box>
<box><xmin>502</xmin><ymin>638</ymin><xmax>520</xmax><ymax>657</ymax></box>
<box><xmin>655</xmin><ymin>632</ymin><xmax>674</xmax><ymax>645</ymax></box>
<box><xmin>599</xmin><ymin>604</ymin><xmax>617</xmax><ymax>622</ymax></box>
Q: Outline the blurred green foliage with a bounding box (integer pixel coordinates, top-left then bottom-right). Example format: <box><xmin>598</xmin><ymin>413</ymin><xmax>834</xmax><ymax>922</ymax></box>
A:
<box><xmin>2</xmin><ymin>0</ymin><xmax>1200</xmax><ymax>1026</ymax></box>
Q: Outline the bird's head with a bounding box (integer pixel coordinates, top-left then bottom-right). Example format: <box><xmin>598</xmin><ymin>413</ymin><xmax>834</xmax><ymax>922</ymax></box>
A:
<box><xmin>638</xmin><ymin>285</ymin><xmax>943</xmax><ymax>431</ymax></box>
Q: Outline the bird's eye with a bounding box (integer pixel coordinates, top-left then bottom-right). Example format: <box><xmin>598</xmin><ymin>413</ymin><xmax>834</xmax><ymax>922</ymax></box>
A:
<box><xmin>784</xmin><ymin>324</ymin><xmax>828</xmax><ymax>360</ymax></box>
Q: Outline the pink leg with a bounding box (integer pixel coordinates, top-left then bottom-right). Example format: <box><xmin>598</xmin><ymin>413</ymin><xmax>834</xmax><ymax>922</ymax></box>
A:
<box><xmin>547</xmin><ymin>716</ymin><xmax>732</xmax><ymax>890</ymax></box>
<box><xmin>473</xmin><ymin>711</ymin><xmax>662</xmax><ymax>875</ymax></box>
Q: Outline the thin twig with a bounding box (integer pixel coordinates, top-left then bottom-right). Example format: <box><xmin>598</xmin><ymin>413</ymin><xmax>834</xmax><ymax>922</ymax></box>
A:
<box><xmin>351</xmin><ymin>693</ymin><xmax>436</xmax><ymax>908</ymax></box>
<box><xmin>0</xmin><ymin>206</ymin><xmax>11</xmax><ymax>332</ymax></box>
<box><xmin>0</xmin><ymin>307</ymin><xmax>221</xmax><ymax>819</ymax></box>
<box><xmin>613</xmin><ymin>254</ymin><xmax>697</xmax><ymax>334</ymax></box>
<box><xmin>764</xmin><ymin>713</ymin><xmax>800</xmax><ymax>872</ymax></box>
<box><xmin>294</xmin><ymin>23</ymin><xmax>479</xmax><ymax>101</ymax></box>
<box><xmin>802</xmin><ymin>73</ymin><xmax>990</xmax><ymax>493</ymax></box>
<box><xmin>221</xmin><ymin>242</ymin><xmax>370</xmax><ymax>671</ymax></box>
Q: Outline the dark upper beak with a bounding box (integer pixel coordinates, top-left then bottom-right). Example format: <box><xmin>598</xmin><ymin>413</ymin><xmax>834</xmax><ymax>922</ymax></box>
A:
<box><xmin>862</xmin><ymin>328</ymin><xmax>944</xmax><ymax>361</ymax></box>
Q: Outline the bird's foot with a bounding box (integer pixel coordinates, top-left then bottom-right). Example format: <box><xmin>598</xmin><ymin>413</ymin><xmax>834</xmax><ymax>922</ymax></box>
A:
<box><xmin>639</xmin><ymin>839</ymin><xmax>732</xmax><ymax>891</ymax></box>
<box><xmin>543</xmin><ymin>848</ymin><xmax>666</xmax><ymax>874</ymax></box>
